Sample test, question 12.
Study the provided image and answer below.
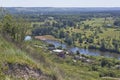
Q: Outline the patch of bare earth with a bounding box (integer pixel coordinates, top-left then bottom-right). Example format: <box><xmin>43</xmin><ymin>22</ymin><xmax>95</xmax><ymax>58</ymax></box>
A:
<box><xmin>35</xmin><ymin>35</ymin><xmax>58</xmax><ymax>41</ymax></box>
<box><xmin>2</xmin><ymin>63</ymin><xmax>56</xmax><ymax>80</ymax></box>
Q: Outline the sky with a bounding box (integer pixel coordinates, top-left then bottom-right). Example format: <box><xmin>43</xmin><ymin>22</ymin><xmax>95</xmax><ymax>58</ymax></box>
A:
<box><xmin>1</xmin><ymin>0</ymin><xmax>120</xmax><ymax>7</ymax></box>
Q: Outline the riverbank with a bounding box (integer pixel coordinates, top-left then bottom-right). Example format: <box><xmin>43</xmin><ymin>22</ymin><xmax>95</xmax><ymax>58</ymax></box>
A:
<box><xmin>44</xmin><ymin>40</ymin><xmax>120</xmax><ymax>59</ymax></box>
<box><xmin>35</xmin><ymin>35</ymin><xmax>120</xmax><ymax>54</ymax></box>
<box><xmin>33</xmin><ymin>35</ymin><xmax>120</xmax><ymax>59</ymax></box>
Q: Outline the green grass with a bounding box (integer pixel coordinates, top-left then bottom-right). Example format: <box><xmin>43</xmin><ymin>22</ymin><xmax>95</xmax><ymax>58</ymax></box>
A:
<box><xmin>0</xmin><ymin>33</ymin><xmax>120</xmax><ymax>80</ymax></box>
<box><xmin>28</xmin><ymin>39</ymin><xmax>120</xmax><ymax>80</ymax></box>
<box><xmin>0</xmin><ymin>36</ymin><xmax>37</xmax><ymax>65</ymax></box>
<box><xmin>0</xmin><ymin>35</ymin><xmax>57</xmax><ymax>80</ymax></box>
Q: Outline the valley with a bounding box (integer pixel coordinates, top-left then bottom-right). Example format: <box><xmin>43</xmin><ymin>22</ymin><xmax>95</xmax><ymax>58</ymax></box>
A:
<box><xmin>0</xmin><ymin>7</ymin><xmax>120</xmax><ymax>80</ymax></box>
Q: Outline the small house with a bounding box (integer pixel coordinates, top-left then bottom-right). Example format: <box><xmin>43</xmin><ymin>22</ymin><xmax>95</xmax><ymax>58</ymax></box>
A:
<box><xmin>52</xmin><ymin>49</ymin><xmax>63</xmax><ymax>53</ymax></box>
<box><xmin>52</xmin><ymin>49</ymin><xmax>65</xmax><ymax>58</ymax></box>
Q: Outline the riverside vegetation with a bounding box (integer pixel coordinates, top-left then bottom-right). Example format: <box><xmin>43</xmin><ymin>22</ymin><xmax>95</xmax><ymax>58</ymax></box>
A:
<box><xmin>0</xmin><ymin>8</ymin><xmax>120</xmax><ymax>80</ymax></box>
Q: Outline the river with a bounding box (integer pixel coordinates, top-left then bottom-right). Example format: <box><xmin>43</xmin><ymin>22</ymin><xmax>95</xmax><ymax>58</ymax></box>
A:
<box><xmin>45</xmin><ymin>40</ymin><xmax>120</xmax><ymax>59</ymax></box>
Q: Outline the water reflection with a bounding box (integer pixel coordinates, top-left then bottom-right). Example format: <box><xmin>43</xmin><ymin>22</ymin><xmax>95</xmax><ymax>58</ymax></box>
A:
<box><xmin>45</xmin><ymin>40</ymin><xmax>120</xmax><ymax>59</ymax></box>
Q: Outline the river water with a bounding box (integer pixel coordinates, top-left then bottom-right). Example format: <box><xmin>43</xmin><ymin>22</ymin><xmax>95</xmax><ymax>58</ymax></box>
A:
<box><xmin>45</xmin><ymin>40</ymin><xmax>120</xmax><ymax>59</ymax></box>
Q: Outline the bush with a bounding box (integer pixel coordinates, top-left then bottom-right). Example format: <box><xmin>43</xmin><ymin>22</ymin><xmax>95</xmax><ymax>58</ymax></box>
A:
<box><xmin>90</xmin><ymin>65</ymin><xmax>100</xmax><ymax>71</ymax></box>
<box><xmin>100</xmin><ymin>58</ymin><xmax>114</xmax><ymax>68</ymax></box>
<box><xmin>99</xmin><ymin>70</ymin><xmax>116</xmax><ymax>77</ymax></box>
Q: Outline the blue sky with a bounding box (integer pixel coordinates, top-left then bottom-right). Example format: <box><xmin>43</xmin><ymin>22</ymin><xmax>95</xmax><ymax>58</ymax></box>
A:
<box><xmin>1</xmin><ymin>0</ymin><xmax>120</xmax><ymax>7</ymax></box>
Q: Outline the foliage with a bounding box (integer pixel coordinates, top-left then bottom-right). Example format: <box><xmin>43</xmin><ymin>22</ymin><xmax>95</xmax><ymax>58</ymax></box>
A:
<box><xmin>1</xmin><ymin>14</ymin><xmax>30</xmax><ymax>42</ymax></box>
<box><xmin>31</xmin><ymin>14</ymin><xmax>120</xmax><ymax>53</ymax></box>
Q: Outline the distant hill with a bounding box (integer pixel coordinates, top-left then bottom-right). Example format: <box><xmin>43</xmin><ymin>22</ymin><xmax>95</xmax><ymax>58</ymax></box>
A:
<box><xmin>4</xmin><ymin>7</ymin><xmax>120</xmax><ymax>15</ymax></box>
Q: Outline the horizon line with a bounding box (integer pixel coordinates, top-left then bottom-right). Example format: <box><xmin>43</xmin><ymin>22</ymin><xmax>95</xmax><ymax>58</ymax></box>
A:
<box><xmin>2</xmin><ymin>6</ymin><xmax>120</xmax><ymax>8</ymax></box>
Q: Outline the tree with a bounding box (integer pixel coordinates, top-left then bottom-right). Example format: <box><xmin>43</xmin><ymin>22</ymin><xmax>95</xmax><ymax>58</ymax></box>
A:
<box><xmin>100</xmin><ymin>39</ymin><xmax>106</xmax><ymax>51</ymax></box>
<box><xmin>79</xmin><ymin>37</ymin><xmax>83</xmax><ymax>43</ymax></box>
<box><xmin>64</xmin><ymin>37</ymin><xmax>73</xmax><ymax>46</ymax></box>
<box><xmin>59</xmin><ymin>30</ymin><xmax>65</xmax><ymax>38</ymax></box>
<box><xmin>1</xmin><ymin>14</ymin><xmax>30</xmax><ymax>42</ymax></box>
<box><xmin>86</xmin><ymin>37</ymin><xmax>94</xmax><ymax>43</ymax></box>
<box><xmin>76</xmin><ymin>50</ymin><xmax>80</xmax><ymax>55</ymax></box>
<box><xmin>16</xmin><ymin>18</ymin><xmax>30</xmax><ymax>42</ymax></box>
<box><xmin>2</xmin><ymin>15</ymin><xmax>13</xmax><ymax>35</ymax></box>
<box><xmin>114</xmin><ymin>19</ymin><xmax>120</xmax><ymax>26</ymax></box>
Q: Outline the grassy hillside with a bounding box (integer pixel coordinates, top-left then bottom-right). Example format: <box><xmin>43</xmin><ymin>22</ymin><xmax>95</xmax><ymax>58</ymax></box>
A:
<box><xmin>0</xmin><ymin>34</ymin><xmax>120</xmax><ymax>80</ymax></box>
<box><xmin>22</xmin><ymin>38</ymin><xmax>120</xmax><ymax>80</ymax></box>
<box><xmin>0</xmin><ymin>35</ymin><xmax>56</xmax><ymax>80</ymax></box>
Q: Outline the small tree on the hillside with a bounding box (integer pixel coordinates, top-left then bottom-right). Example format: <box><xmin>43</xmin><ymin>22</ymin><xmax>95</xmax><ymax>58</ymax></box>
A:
<box><xmin>2</xmin><ymin>15</ymin><xmax>13</xmax><ymax>35</ymax></box>
<box><xmin>2</xmin><ymin>14</ymin><xmax>30</xmax><ymax>42</ymax></box>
